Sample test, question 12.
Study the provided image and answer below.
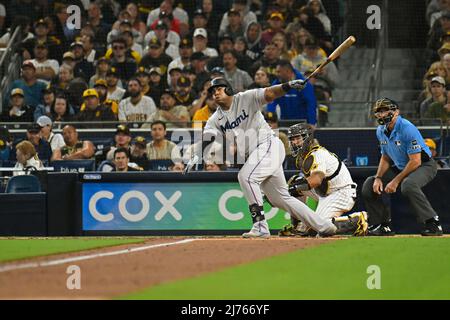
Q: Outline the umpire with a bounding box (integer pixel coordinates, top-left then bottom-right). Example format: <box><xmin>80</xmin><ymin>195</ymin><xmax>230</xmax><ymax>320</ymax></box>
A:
<box><xmin>362</xmin><ymin>98</ymin><xmax>443</xmax><ymax>236</ymax></box>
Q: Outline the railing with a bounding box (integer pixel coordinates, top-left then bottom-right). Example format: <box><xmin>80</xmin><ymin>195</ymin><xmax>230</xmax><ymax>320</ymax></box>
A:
<box><xmin>366</xmin><ymin>0</ymin><xmax>388</xmax><ymax>122</ymax></box>
<box><xmin>0</xmin><ymin>26</ymin><xmax>23</xmax><ymax>113</ymax></box>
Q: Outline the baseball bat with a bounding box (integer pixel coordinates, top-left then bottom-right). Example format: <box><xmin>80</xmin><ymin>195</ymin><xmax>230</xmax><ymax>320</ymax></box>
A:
<box><xmin>305</xmin><ymin>36</ymin><xmax>356</xmax><ymax>81</ymax></box>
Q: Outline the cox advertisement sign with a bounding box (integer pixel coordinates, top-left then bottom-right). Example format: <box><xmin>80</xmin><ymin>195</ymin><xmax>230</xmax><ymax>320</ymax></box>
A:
<box><xmin>82</xmin><ymin>183</ymin><xmax>290</xmax><ymax>230</ymax></box>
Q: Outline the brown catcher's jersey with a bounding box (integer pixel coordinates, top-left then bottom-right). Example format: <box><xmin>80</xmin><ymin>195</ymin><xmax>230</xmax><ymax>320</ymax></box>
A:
<box><xmin>296</xmin><ymin>145</ymin><xmax>355</xmax><ymax>196</ymax></box>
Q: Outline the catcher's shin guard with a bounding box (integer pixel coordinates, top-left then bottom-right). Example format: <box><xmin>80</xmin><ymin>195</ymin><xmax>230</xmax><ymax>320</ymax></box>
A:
<box><xmin>332</xmin><ymin>211</ymin><xmax>368</xmax><ymax>236</ymax></box>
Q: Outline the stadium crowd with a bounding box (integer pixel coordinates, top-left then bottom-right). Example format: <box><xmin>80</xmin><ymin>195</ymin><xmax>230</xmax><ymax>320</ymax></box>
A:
<box><xmin>0</xmin><ymin>0</ymin><xmax>345</xmax><ymax>172</ymax></box>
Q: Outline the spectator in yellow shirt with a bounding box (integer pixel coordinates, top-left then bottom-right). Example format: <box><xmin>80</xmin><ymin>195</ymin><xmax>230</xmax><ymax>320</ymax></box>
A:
<box><xmin>192</xmin><ymin>93</ymin><xmax>217</xmax><ymax>128</ymax></box>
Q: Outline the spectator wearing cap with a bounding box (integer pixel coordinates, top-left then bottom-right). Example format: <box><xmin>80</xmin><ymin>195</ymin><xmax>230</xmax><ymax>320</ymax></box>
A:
<box><xmin>263</xmin><ymin>111</ymin><xmax>291</xmax><ymax>156</ymax></box>
<box><xmin>144</xmin><ymin>89</ymin><xmax>190</xmax><ymax>128</ymax></box>
<box><xmin>19</xmin><ymin>123</ymin><xmax>53</xmax><ymax>163</ymax></box>
<box><xmin>109</xmin><ymin>37</ymin><xmax>138</xmax><ymax>82</ymax></box>
<box><xmin>8</xmin><ymin>60</ymin><xmax>47</xmax><ymax>109</ymax></box>
<box><xmin>105</xmin><ymin>30</ymin><xmax>142</xmax><ymax>63</ymax></box>
<box><xmin>167</xmin><ymin>37</ymin><xmax>193</xmax><ymax>81</ymax></box>
<box><xmin>219</xmin><ymin>8</ymin><xmax>245</xmax><ymax>41</ymax></box>
<box><xmin>428</xmin><ymin>11</ymin><xmax>450</xmax><ymax>59</ymax></box>
<box><xmin>145</xmin><ymin>120</ymin><xmax>184</xmax><ymax>168</ymax></box>
<box><xmin>244</xmin><ymin>21</ymin><xmax>263</xmax><ymax>62</ymax></box>
<box><xmin>30</xmin><ymin>42</ymin><xmax>60</xmax><ymax>83</ymax></box>
<box><xmin>52</xmin><ymin>125</ymin><xmax>95</xmax><ymax>161</ymax></box>
<box><xmin>76</xmin><ymin>89</ymin><xmax>117</xmax><ymax>124</ymax></box>
<box><xmin>174</xmin><ymin>76</ymin><xmax>196</xmax><ymax>107</ymax></box>
<box><xmin>107</xmin><ymin>18</ymin><xmax>142</xmax><ymax>55</ymax></box>
<box><xmin>150</xmin><ymin>9</ymin><xmax>181</xmax><ymax>35</ymax></box>
<box><xmin>145</xmin><ymin>21</ymin><xmax>180</xmax><ymax>59</ymax></box>
<box><xmin>147</xmin><ymin>1</ymin><xmax>188</xmax><ymax>30</ymax></box>
<box><xmin>138</xmin><ymin>67</ymin><xmax>165</xmax><ymax>104</ymax></box>
<box><xmin>21</xmin><ymin>18</ymin><xmax>63</xmax><ymax>63</ymax></box>
<box><xmin>223</xmin><ymin>50</ymin><xmax>253</xmax><ymax>93</ymax></box>
<box><xmin>34</xmin><ymin>86</ymin><xmax>56</xmax><ymax>120</ymax></box>
<box><xmin>424</xmin><ymin>138</ymin><xmax>449</xmax><ymax>168</ymax></box>
<box><xmin>261</xmin><ymin>12</ymin><xmax>286</xmax><ymax>47</ymax></box>
<box><xmin>219</xmin><ymin>0</ymin><xmax>257</xmax><ymax>36</ymax></box>
<box><xmin>130</xmin><ymin>136</ymin><xmax>149</xmax><ymax>169</ymax></box>
<box><xmin>89</xmin><ymin>57</ymin><xmax>111</xmax><ymax>87</ymax></box>
<box><xmin>249</xmin><ymin>42</ymin><xmax>282</xmax><ymax>79</ymax></box>
<box><xmin>12</xmin><ymin>140</ymin><xmax>44</xmax><ymax>176</ymax></box>
<box><xmin>50</xmin><ymin>94</ymin><xmax>74</xmax><ymax>122</ymax></box>
<box><xmin>190</xmin><ymin>52</ymin><xmax>211</xmax><ymax>93</ymax></box>
<box><xmin>140</xmin><ymin>37</ymin><xmax>172</xmax><ymax>76</ymax></box>
<box><xmin>87</xmin><ymin>2</ymin><xmax>111</xmax><ymax>46</ymax></box>
<box><xmin>267</xmin><ymin>59</ymin><xmax>317</xmax><ymax>124</ymax></box>
<box><xmin>1</xmin><ymin>88</ymin><xmax>35</xmax><ymax>122</ymax></box>
<box><xmin>99</xmin><ymin>124</ymin><xmax>133</xmax><ymax>162</ymax></box>
<box><xmin>192</xmin><ymin>92</ymin><xmax>217</xmax><ymax>128</ymax></box>
<box><xmin>71</xmin><ymin>41</ymin><xmax>95</xmax><ymax>82</ymax></box>
<box><xmin>145</xmin><ymin>19</ymin><xmax>180</xmax><ymax>48</ymax></box>
<box><xmin>167</xmin><ymin>66</ymin><xmax>183</xmax><ymax>90</ymax></box>
<box><xmin>291</xmin><ymin>38</ymin><xmax>338</xmax><ymax>90</ymax></box>
<box><xmin>193</xmin><ymin>28</ymin><xmax>218</xmax><ymax>58</ymax></box>
<box><xmin>91</xmin><ymin>79</ymin><xmax>119</xmax><ymax>115</ymax></box>
<box><xmin>119</xmin><ymin>78</ymin><xmax>157</xmax><ymax>123</ymax></box>
<box><xmin>425</xmin><ymin>84</ymin><xmax>450</xmax><ymax>122</ymax></box>
<box><xmin>207</xmin><ymin>34</ymin><xmax>235</xmax><ymax>71</ymax></box>
<box><xmin>191</xmin><ymin>8</ymin><xmax>218</xmax><ymax>49</ymax></box>
<box><xmin>36</xmin><ymin>115</ymin><xmax>65</xmax><ymax>152</ymax></box>
<box><xmin>421</xmin><ymin>76</ymin><xmax>447</xmax><ymax>118</ymax></box>
<box><xmin>106</xmin><ymin>67</ymin><xmax>126</xmax><ymax>102</ymax></box>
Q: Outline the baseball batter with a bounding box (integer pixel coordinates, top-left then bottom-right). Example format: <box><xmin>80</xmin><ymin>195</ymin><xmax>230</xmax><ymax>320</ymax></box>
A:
<box><xmin>279</xmin><ymin>123</ymin><xmax>367</xmax><ymax>237</ymax></box>
<box><xmin>185</xmin><ymin>77</ymin><xmax>363</xmax><ymax>238</ymax></box>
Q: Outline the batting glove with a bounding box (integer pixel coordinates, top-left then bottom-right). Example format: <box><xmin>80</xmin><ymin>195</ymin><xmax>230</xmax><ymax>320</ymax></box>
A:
<box><xmin>288</xmin><ymin>79</ymin><xmax>307</xmax><ymax>90</ymax></box>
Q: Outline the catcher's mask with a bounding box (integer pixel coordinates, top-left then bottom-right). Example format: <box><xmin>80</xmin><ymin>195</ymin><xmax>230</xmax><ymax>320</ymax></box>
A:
<box><xmin>373</xmin><ymin>98</ymin><xmax>399</xmax><ymax>125</ymax></box>
<box><xmin>287</xmin><ymin>123</ymin><xmax>314</xmax><ymax>157</ymax></box>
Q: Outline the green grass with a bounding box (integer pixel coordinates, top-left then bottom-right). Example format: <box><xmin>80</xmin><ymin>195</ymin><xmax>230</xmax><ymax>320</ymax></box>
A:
<box><xmin>122</xmin><ymin>237</ymin><xmax>450</xmax><ymax>300</ymax></box>
<box><xmin>0</xmin><ymin>238</ymin><xmax>147</xmax><ymax>262</ymax></box>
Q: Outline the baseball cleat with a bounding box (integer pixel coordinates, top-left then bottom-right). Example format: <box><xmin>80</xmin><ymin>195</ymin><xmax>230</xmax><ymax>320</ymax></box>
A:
<box><xmin>421</xmin><ymin>217</ymin><xmax>443</xmax><ymax>236</ymax></box>
<box><xmin>367</xmin><ymin>223</ymin><xmax>395</xmax><ymax>236</ymax></box>
<box><xmin>278</xmin><ymin>222</ymin><xmax>317</xmax><ymax>237</ymax></box>
<box><xmin>242</xmin><ymin>221</ymin><xmax>270</xmax><ymax>238</ymax></box>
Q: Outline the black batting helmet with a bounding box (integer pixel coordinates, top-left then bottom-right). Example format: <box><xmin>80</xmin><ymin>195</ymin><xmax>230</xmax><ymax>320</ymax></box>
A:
<box><xmin>208</xmin><ymin>77</ymin><xmax>233</xmax><ymax>96</ymax></box>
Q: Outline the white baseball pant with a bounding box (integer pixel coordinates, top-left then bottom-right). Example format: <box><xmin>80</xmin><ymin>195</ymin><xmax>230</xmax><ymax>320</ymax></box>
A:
<box><xmin>237</xmin><ymin>136</ymin><xmax>337</xmax><ymax>234</ymax></box>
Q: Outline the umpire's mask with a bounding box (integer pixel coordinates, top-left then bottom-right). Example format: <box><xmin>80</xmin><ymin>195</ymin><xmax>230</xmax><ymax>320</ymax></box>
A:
<box><xmin>373</xmin><ymin>98</ymin><xmax>399</xmax><ymax>125</ymax></box>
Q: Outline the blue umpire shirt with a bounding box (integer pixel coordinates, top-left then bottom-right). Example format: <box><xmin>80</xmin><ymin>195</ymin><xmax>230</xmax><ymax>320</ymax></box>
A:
<box><xmin>376</xmin><ymin>115</ymin><xmax>431</xmax><ymax>170</ymax></box>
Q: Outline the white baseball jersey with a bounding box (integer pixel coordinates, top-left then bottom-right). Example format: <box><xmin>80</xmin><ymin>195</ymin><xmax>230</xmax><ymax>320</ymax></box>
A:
<box><xmin>204</xmin><ymin>88</ymin><xmax>273</xmax><ymax>156</ymax></box>
<box><xmin>307</xmin><ymin>147</ymin><xmax>355</xmax><ymax>193</ymax></box>
<box><xmin>118</xmin><ymin>95</ymin><xmax>157</xmax><ymax>122</ymax></box>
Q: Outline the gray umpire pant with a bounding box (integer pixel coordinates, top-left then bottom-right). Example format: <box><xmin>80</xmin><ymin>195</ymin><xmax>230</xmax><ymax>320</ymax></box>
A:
<box><xmin>361</xmin><ymin>159</ymin><xmax>438</xmax><ymax>225</ymax></box>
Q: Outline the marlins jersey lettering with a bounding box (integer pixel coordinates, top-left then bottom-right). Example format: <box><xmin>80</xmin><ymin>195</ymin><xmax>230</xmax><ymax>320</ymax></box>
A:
<box><xmin>118</xmin><ymin>95</ymin><xmax>157</xmax><ymax>122</ymax></box>
<box><xmin>204</xmin><ymin>88</ymin><xmax>273</xmax><ymax>155</ymax></box>
<box><xmin>302</xmin><ymin>146</ymin><xmax>354</xmax><ymax>194</ymax></box>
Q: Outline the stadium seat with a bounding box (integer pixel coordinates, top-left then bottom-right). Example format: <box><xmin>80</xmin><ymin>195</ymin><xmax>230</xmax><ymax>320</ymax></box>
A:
<box><xmin>5</xmin><ymin>175</ymin><xmax>42</xmax><ymax>193</ymax></box>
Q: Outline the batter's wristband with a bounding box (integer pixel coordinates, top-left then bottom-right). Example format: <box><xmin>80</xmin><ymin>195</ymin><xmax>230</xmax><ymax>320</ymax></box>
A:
<box><xmin>375</xmin><ymin>176</ymin><xmax>383</xmax><ymax>180</ymax></box>
<box><xmin>281</xmin><ymin>82</ymin><xmax>292</xmax><ymax>92</ymax></box>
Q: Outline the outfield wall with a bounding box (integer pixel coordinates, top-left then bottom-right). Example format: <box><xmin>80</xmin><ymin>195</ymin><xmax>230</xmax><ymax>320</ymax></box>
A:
<box><xmin>1</xmin><ymin>169</ymin><xmax>449</xmax><ymax>236</ymax></box>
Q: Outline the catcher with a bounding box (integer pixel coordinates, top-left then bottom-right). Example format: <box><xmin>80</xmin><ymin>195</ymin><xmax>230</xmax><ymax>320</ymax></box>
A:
<box><xmin>278</xmin><ymin>123</ymin><xmax>367</xmax><ymax>237</ymax></box>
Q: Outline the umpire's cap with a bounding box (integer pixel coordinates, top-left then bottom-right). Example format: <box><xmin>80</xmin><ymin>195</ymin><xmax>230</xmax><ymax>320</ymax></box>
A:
<box><xmin>208</xmin><ymin>77</ymin><xmax>233</xmax><ymax>96</ymax></box>
<box><xmin>372</xmin><ymin>98</ymin><xmax>399</xmax><ymax>113</ymax></box>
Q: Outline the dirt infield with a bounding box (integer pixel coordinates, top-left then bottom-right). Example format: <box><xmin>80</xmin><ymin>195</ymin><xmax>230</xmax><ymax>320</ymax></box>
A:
<box><xmin>0</xmin><ymin>237</ymin><xmax>338</xmax><ymax>299</ymax></box>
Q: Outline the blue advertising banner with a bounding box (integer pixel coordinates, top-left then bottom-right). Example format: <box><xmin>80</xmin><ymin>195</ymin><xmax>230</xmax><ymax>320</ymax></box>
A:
<box><xmin>82</xmin><ymin>183</ymin><xmax>290</xmax><ymax>231</ymax></box>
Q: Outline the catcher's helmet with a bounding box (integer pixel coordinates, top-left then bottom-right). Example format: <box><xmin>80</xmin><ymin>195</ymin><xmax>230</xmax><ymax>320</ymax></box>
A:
<box><xmin>208</xmin><ymin>77</ymin><xmax>233</xmax><ymax>96</ymax></box>
<box><xmin>287</xmin><ymin>123</ymin><xmax>314</xmax><ymax>157</ymax></box>
<box><xmin>372</xmin><ymin>98</ymin><xmax>399</xmax><ymax>125</ymax></box>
